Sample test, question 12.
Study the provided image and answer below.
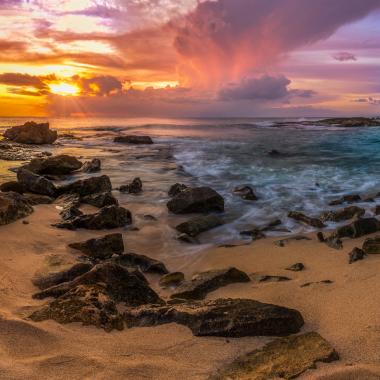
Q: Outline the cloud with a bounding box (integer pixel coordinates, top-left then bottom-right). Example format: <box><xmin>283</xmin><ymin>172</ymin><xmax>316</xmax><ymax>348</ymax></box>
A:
<box><xmin>72</xmin><ymin>75</ymin><xmax>123</xmax><ymax>96</ymax></box>
<box><xmin>0</xmin><ymin>73</ymin><xmax>48</xmax><ymax>89</ymax></box>
<box><xmin>332</xmin><ymin>51</ymin><xmax>357</xmax><ymax>61</ymax></box>
<box><xmin>354</xmin><ymin>96</ymin><xmax>380</xmax><ymax>105</ymax></box>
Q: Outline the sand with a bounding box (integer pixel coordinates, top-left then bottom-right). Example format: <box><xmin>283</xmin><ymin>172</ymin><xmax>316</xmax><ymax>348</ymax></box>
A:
<box><xmin>0</xmin><ymin>204</ymin><xmax>380</xmax><ymax>379</ymax></box>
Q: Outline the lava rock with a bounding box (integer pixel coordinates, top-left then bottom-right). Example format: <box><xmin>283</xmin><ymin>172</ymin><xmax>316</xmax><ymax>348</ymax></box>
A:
<box><xmin>3</xmin><ymin>121</ymin><xmax>57</xmax><ymax>144</ymax></box>
<box><xmin>111</xmin><ymin>252</ymin><xmax>168</xmax><ymax>275</ymax></box>
<box><xmin>168</xmin><ymin>183</ymin><xmax>188</xmax><ymax>197</ymax></box>
<box><xmin>233</xmin><ymin>185</ymin><xmax>258</xmax><ymax>201</ymax></box>
<box><xmin>320</xmin><ymin>206</ymin><xmax>365</xmax><ymax>222</ymax></box>
<box><xmin>17</xmin><ymin>169</ymin><xmax>57</xmax><ymax>197</ymax></box>
<box><xmin>114</xmin><ymin>135</ymin><xmax>153</xmax><ymax>144</ymax></box>
<box><xmin>288</xmin><ymin>211</ymin><xmax>325</xmax><ymax>228</ymax></box>
<box><xmin>119</xmin><ymin>177</ymin><xmax>142</xmax><ymax>194</ymax></box>
<box><xmin>175</xmin><ymin>215</ymin><xmax>223</xmax><ymax>237</ymax></box>
<box><xmin>22</xmin><ymin>155</ymin><xmax>82</xmax><ymax>175</ymax></box>
<box><xmin>82</xmin><ymin>158</ymin><xmax>101</xmax><ymax>173</ymax></box>
<box><xmin>81</xmin><ymin>192</ymin><xmax>118</xmax><ymax>208</ymax></box>
<box><xmin>0</xmin><ymin>191</ymin><xmax>34</xmax><ymax>225</ymax></box>
<box><xmin>348</xmin><ymin>247</ymin><xmax>366</xmax><ymax>264</ymax></box>
<box><xmin>58</xmin><ymin>175</ymin><xmax>112</xmax><ymax>197</ymax></box>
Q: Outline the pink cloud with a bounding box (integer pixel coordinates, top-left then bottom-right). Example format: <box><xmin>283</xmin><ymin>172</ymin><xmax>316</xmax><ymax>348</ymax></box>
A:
<box><xmin>332</xmin><ymin>52</ymin><xmax>357</xmax><ymax>61</ymax></box>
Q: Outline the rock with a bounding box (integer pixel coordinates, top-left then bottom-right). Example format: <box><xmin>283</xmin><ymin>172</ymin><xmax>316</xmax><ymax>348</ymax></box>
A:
<box><xmin>69</xmin><ymin>233</ymin><xmax>124</xmax><ymax>260</ymax></box>
<box><xmin>30</xmin><ymin>284</ymin><xmax>124</xmax><ymax>332</ymax></box>
<box><xmin>251</xmin><ymin>274</ymin><xmax>291</xmax><ymax>283</ymax></box>
<box><xmin>210</xmin><ymin>332</ymin><xmax>339</xmax><ymax>380</ymax></box>
<box><xmin>58</xmin><ymin>175</ymin><xmax>112</xmax><ymax>197</ymax></box>
<box><xmin>53</xmin><ymin>205</ymin><xmax>132</xmax><ymax>230</ymax></box>
<box><xmin>111</xmin><ymin>252</ymin><xmax>168</xmax><ymax>275</ymax></box>
<box><xmin>159</xmin><ymin>272</ymin><xmax>185</xmax><ymax>288</ymax></box>
<box><xmin>0</xmin><ymin>191</ymin><xmax>34</xmax><ymax>225</ymax></box>
<box><xmin>301</xmin><ymin>280</ymin><xmax>333</xmax><ymax>288</ymax></box>
<box><xmin>288</xmin><ymin>211</ymin><xmax>325</xmax><ymax>228</ymax></box>
<box><xmin>260</xmin><ymin>219</ymin><xmax>283</xmax><ymax>231</ymax></box>
<box><xmin>324</xmin><ymin>236</ymin><xmax>343</xmax><ymax>250</ymax></box>
<box><xmin>23</xmin><ymin>193</ymin><xmax>54</xmax><ymax>205</ymax></box>
<box><xmin>348</xmin><ymin>247</ymin><xmax>366</xmax><ymax>264</ymax></box>
<box><xmin>119</xmin><ymin>177</ymin><xmax>142</xmax><ymax>194</ymax></box>
<box><xmin>81</xmin><ymin>192</ymin><xmax>118</xmax><ymax>208</ymax></box>
<box><xmin>54</xmin><ymin>193</ymin><xmax>81</xmax><ymax>209</ymax></box>
<box><xmin>124</xmin><ymin>298</ymin><xmax>304</xmax><ymax>337</ymax></box>
<box><xmin>332</xmin><ymin>217</ymin><xmax>380</xmax><ymax>239</ymax></box>
<box><xmin>320</xmin><ymin>206</ymin><xmax>365</xmax><ymax>222</ymax></box>
<box><xmin>175</xmin><ymin>215</ymin><xmax>223</xmax><ymax>237</ymax></box>
<box><xmin>373</xmin><ymin>205</ymin><xmax>380</xmax><ymax>215</ymax></box>
<box><xmin>274</xmin><ymin>235</ymin><xmax>311</xmax><ymax>247</ymax></box>
<box><xmin>17</xmin><ymin>169</ymin><xmax>57</xmax><ymax>197</ymax></box>
<box><xmin>82</xmin><ymin>158</ymin><xmax>101</xmax><ymax>173</ymax></box>
<box><xmin>329</xmin><ymin>194</ymin><xmax>361</xmax><ymax>206</ymax></box>
<box><xmin>177</xmin><ymin>233</ymin><xmax>199</xmax><ymax>244</ymax></box>
<box><xmin>3</xmin><ymin>121</ymin><xmax>57</xmax><ymax>144</ymax></box>
<box><xmin>317</xmin><ymin>231</ymin><xmax>325</xmax><ymax>242</ymax></box>
<box><xmin>362</xmin><ymin>236</ymin><xmax>380</xmax><ymax>254</ymax></box>
<box><xmin>171</xmin><ymin>268</ymin><xmax>250</xmax><ymax>300</ymax></box>
<box><xmin>32</xmin><ymin>263</ymin><xmax>93</xmax><ymax>290</ymax></box>
<box><xmin>233</xmin><ymin>185</ymin><xmax>258</xmax><ymax>201</ymax></box>
<box><xmin>239</xmin><ymin>229</ymin><xmax>266</xmax><ymax>240</ymax></box>
<box><xmin>317</xmin><ymin>117</ymin><xmax>380</xmax><ymax>127</ymax></box>
<box><xmin>0</xmin><ymin>181</ymin><xmax>24</xmax><ymax>194</ymax></box>
<box><xmin>143</xmin><ymin>214</ymin><xmax>157</xmax><ymax>221</ymax></box>
<box><xmin>22</xmin><ymin>155</ymin><xmax>82</xmax><ymax>175</ymax></box>
<box><xmin>167</xmin><ymin>187</ymin><xmax>224</xmax><ymax>214</ymax></box>
<box><xmin>168</xmin><ymin>183</ymin><xmax>188</xmax><ymax>197</ymax></box>
<box><xmin>286</xmin><ymin>263</ymin><xmax>305</xmax><ymax>272</ymax></box>
<box><xmin>114</xmin><ymin>135</ymin><xmax>153</xmax><ymax>144</ymax></box>
<box><xmin>33</xmin><ymin>262</ymin><xmax>163</xmax><ymax>306</ymax></box>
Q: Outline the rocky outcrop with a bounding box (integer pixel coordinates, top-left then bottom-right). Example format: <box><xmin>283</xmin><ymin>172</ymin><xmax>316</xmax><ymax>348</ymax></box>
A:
<box><xmin>317</xmin><ymin>117</ymin><xmax>380</xmax><ymax>127</ymax></box>
<box><xmin>22</xmin><ymin>155</ymin><xmax>82</xmax><ymax>175</ymax></box>
<box><xmin>0</xmin><ymin>191</ymin><xmax>33</xmax><ymax>225</ymax></box>
<box><xmin>233</xmin><ymin>185</ymin><xmax>257</xmax><ymax>201</ymax></box>
<box><xmin>58</xmin><ymin>175</ymin><xmax>112</xmax><ymax>197</ymax></box>
<box><xmin>3</xmin><ymin>121</ymin><xmax>57</xmax><ymax>144</ymax></box>
<box><xmin>82</xmin><ymin>158</ymin><xmax>101</xmax><ymax>173</ymax></box>
<box><xmin>320</xmin><ymin>206</ymin><xmax>365</xmax><ymax>222</ymax></box>
<box><xmin>124</xmin><ymin>298</ymin><xmax>304</xmax><ymax>337</ymax></box>
<box><xmin>53</xmin><ymin>205</ymin><xmax>132</xmax><ymax>230</ymax></box>
<box><xmin>17</xmin><ymin>169</ymin><xmax>57</xmax><ymax>197</ymax></box>
<box><xmin>159</xmin><ymin>272</ymin><xmax>185</xmax><ymax>288</ymax></box>
<box><xmin>69</xmin><ymin>233</ymin><xmax>124</xmax><ymax>260</ymax></box>
<box><xmin>119</xmin><ymin>177</ymin><xmax>142</xmax><ymax>194</ymax></box>
<box><xmin>81</xmin><ymin>192</ymin><xmax>118</xmax><ymax>208</ymax></box>
<box><xmin>329</xmin><ymin>194</ymin><xmax>361</xmax><ymax>206</ymax></box>
<box><xmin>210</xmin><ymin>332</ymin><xmax>339</xmax><ymax>379</ymax></box>
<box><xmin>171</xmin><ymin>268</ymin><xmax>250</xmax><ymax>300</ymax></box>
<box><xmin>175</xmin><ymin>215</ymin><xmax>223</xmax><ymax>237</ymax></box>
<box><xmin>288</xmin><ymin>211</ymin><xmax>325</xmax><ymax>228</ymax></box>
<box><xmin>348</xmin><ymin>247</ymin><xmax>366</xmax><ymax>264</ymax></box>
<box><xmin>167</xmin><ymin>187</ymin><xmax>224</xmax><ymax>214</ymax></box>
<box><xmin>362</xmin><ymin>236</ymin><xmax>380</xmax><ymax>254</ymax></box>
<box><xmin>168</xmin><ymin>183</ymin><xmax>188</xmax><ymax>197</ymax></box>
<box><xmin>331</xmin><ymin>217</ymin><xmax>380</xmax><ymax>239</ymax></box>
<box><xmin>114</xmin><ymin>135</ymin><xmax>153</xmax><ymax>144</ymax></box>
<box><xmin>111</xmin><ymin>253</ymin><xmax>168</xmax><ymax>275</ymax></box>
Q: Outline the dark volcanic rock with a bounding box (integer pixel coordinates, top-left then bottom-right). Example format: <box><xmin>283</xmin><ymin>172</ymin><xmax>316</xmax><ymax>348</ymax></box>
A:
<box><xmin>114</xmin><ymin>135</ymin><xmax>153</xmax><ymax>144</ymax></box>
<box><xmin>233</xmin><ymin>185</ymin><xmax>258</xmax><ymax>201</ymax></box>
<box><xmin>348</xmin><ymin>247</ymin><xmax>366</xmax><ymax>264</ymax></box>
<box><xmin>58</xmin><ymin>175</ymin><xmax>112</xmax><ymax>197</ymax></box>
<box><xmin>288</xmin><ymin>211</ymin><xmax>325</xmax><ymax>228</ymax></box>
<box><xmin>168</xmin><ymin>183</ymin><xmax>188</xmax><ymax>197</ymax></box>
<box><xmin>119</xmin><ymin>177</ymin><xmax>142</xmax><ymax>194</ymax></box>
<box><xmin>111</xmin><ymin>252</ymin><xmax>168</xmax><ymax>275</ymax></box>
<box><xmin>286</xmin><ymin>263</ymin><xmax>305</xmax><ymax>272</ymax></box>
<box><xmin>0</xmin><ymin>191</ymin><xmax>33</xmax><ymax>225</ymax></box>
<box><xmin>171</xmin><ymin>267</ymin><xmax>250</xmax><ymax>300</ymax></box>
<box><xmin>0</xmin><ymin>181</ymin><xmax>24</xmax><ymax>194</ymax></box>
<box><xmin>69</xmin><ymin>233</ymin><xmax>124</xmax><ymax>260</ymax></box>
<box><xmin>82</xmin><ymin>158</ymin><xmax>101</xmax><ymax>173</ymax></box>
<box><xmin>17</xmin><ymin>169</ymin><xmax>57</xmax><ymax>197</ymax></box>
<box><xmin>167</xmin><ymin>187</ymin><xmax>224</xmax><ymax>214</ymax></box>
<box><xmin>124</xmin><ymin>298</ymin><xmax>304</xmax><ymax>337</ymax></box>
<box><xmin>32</xmin><ymin>263</ymin><xmax>93</xmax><ymax>290</ymax></box>
<box><xmin>33</xmin><ymin>262</ymin><xmax>163</xmax><ymax>306</ymax></box>
<box><xmin>329</xmin><ymin>194</ymin><xmax>361</xmax><ymax>206</ymax></box>
<box><xmin>362</xmin><ymin>236</ymin><xmax>380</xmax><ymax>254</ymax></box>
<box><xmin>320</xmin><ymin>206</ymin><xmax>365</xmax><ymax>222</ymax></box>
<box><xmin>53</xmin><ymin>205</ymin><xmax>132</xmax><ymax>230</ymax></box>
<box><xmin>23</xmin><ymin>155</ymin><xmax>82</xmax><ymax>175</ymax></box>
<box><xmin>23</xmin><ymin>193</ymin><xmax>54</xmax><ymax>205</ymax></box>
<box><xmin>159</xmin><ymin>272</ymin><xmax>185</xmax><ymax>288</ymax></box>
<box><xmin>332</xmin><ymin>217</ymin><xmax>380</xmax><ymax>239</ymax></box>
<box><xmin>175</xmin><ymin>215</ymin><xmax>223</xmax><ymax>237</ymax></box>
<box><xmin>3</xmin><ymin>121</ymin><xmax>57</xmax><ymax>144</ymax></box>
<box><xmin>81</xmin><ymin>192</ymin><xmax>118</xmax><ymax>208</ymax></box>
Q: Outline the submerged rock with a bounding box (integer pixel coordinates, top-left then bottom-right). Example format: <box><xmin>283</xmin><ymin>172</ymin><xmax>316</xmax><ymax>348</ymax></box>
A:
<box><xmin>362</xmin><ymin>236</ymin><xmax>380</xmax><ymax>254</ymax></box>
<box><xmin>111</xmin><ymin>252</ymin><xmax>168</xmax><ymax>275</ymax></box>
<box><xmin>239</xmin><ymin>229</ymin><xmax>266</xmax><ymax>240</ymax></box>
<box><xmin>0</xmin><ymin>191</ymin><xmax>34</xmax><ymax>225</ymax></box>
<box><xmin>329</xmin><ymin>194</ymin><xmax>361</xmax><ymax>206</ymax></box>
<box><xmin>320</xmin><ymin>206</ymin><xmax>365</xmax><ymax>222</ymax></box>
<box><xmin>332</xmin><ymin>217</ymin><xmax>380</xmax><ymax>239</ymax></box>
<box><xmin>22</xmin><ymin>155</ymin><xmax>82</xmax><ymax>175</ymax></box>
<box><xmin>210</xmin><ymin>332</ymin><xmax>339</xmax><ymax>380</ymax></box>
<box><xmin>3</xmin><ymin>121</ymin><xmax>57</xmax><ymax>144</ymax></box>
<box><xmin>82</xmin><ymin>158</ymin><xmax>101</xmax><ymax>173</ymax></box>
<box><xmin>119</xmin><ymin>177</ymin><xmax>142</xmax><ymax>194</ymax></box>
<box><xmin>58</xmin><ymin>175</ymin><xmax>112</xmax><ymax>197</ymax></box>
<box><xmin>168</xmin><ymin>183</ymin><xmax>188</xmax><ymax>197</ymax></box>
<box><xmin>175</xmin><ymin>215</ymin><xmax>223</xmax><ymax>237</ymax></box>
<box><xmin>288</xmin><ymin>211</ymin><xmax>325</xmax><ymax>228</ymax></box>
<box><xmin>81</xmin><ymin>192</ymin><xmax>118</xmax><ymax>208</ymax></box>
<box><xmin>69</xmin><ymin>233</ymin><xmax>124</xmax><ymax>260</ymax></box>
<box><xmin>114</xmin><ymin>135</ymin><xmax>153</xmax><ymax>144</ymax></box>
<box><xmin>124</xmin><ymin>298</ymin><xmax>304</xmax><ymax>337</ymax></box>
<box><xmin>167</xmin><ymin>187</ymin><xmax>224</xmax><ymax>214</ymax></box>
<box><xmin>233</xmin><ymin>185</ymin><xmax>258</xmax><ymax>201</ymax></box>
<box><xmin>171</xmin><ymin>267</ymin><xmax>250</xmax><ymax>300</ymax></box>
<box><xmin>348</xmin><ymin>247</ymin><xmax>366</xmax><ymax>264</ymax></box>
<box><xmin>159</xmin><ymin>272</ymin><xmax>185</xmax><ymax>288</ymax></box>
<box><xmin>17</xmin><ymin>169</ymin><xmax>57</xmax><ymax>197</ymax></box>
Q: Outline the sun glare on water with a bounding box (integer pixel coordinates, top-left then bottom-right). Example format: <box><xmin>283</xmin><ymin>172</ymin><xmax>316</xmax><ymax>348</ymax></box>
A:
<box><xmin>49</xmin><ymin>82</ymin><xmax>80</xmax><ymax>96</ymax></box>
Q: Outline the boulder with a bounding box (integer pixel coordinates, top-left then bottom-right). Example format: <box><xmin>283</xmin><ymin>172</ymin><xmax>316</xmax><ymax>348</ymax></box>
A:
<box><xmin>362</xmin><ymin>236</ymin><xmax>380</xmax><ymax>254</ymax></box>
<box><xmin>69</xmin><ymin>233</ymin><xmax>124</xmax><ymax>260</ymax></box>
<box><xmin>111</xmin><ymin>252</ymin><xmax>168</xmax><ymax>275</ymax></box>
<box><xmin>175</xmin><ymin>215</ymin><xmax>223</xmax><ymax>237</ymax></box>
<box><xmin>23</xmin><ymin>193</ymin><xmax>54</xmax><ymax>205</ymax></box>
<box><xmin>114</xmin><ymin>135</ymin><xmax>153</xmax><ymax>144</ymax></box>
<box><xmin>286</xmin><ymin>263</ymin><xmax>305</xmax><ymax>272</ymax></box>
<box><xmin>0</xmin><ymin>191</ymin><xmax>33</xmax><ymax>225</ymax></box>
<box><xmin>329</xmin><ymin>194</ymin><xmax>361</xmax><ymax>206</ymax></box>
<box><xmin>32</xmin><ymin>263</ymin><xmax>93</xmax><ymax>290</ymax></box>
<box><xmin>288</xmin><ymin>211</ymin><xmax>325</xmax><ymax>228</ymax></box>
<box><xmin>159</xmin><ymin>272</ymin><xmax>185</xmax><ymax>288</ymax></box>
<box><xmin>17</xmin><ymin>169</ymin><xmax>57</xmax><ymax>197</ymax></box>
<box><xmin>233</xmin><ymin>185</ymin><xmax>258</xmax><ymax>201</ymax></box>
<box><xmin>320</xmin><ymin>206</ymin><xmax>365</xmax><ymax>222</ymax></box>
<box><xmin>53</xmin><ymin>205</ymin><xmax>132</xmax><ymax>230</ymax></box>
<box><xmin>82</xmin><ymin>158</ymin><xmax>101</xmax><ymax>173</ymax></box>
<box><xmin>22</xmin><ymin>155</ymin><xmax>82</xmax><ymax>175</ymax></box>
<box><xmin>348</xmin><ymin>247</ymin><xmax>366</xmax><ymax>264</ymax></box>
<box><xmin>58</xmin><ymin>175</ymin><xmax>112</xmax><ymax>197</ymax></box>
<box><xmin>210</xmin><ymin>332</ymin><xmax>338</xmax><ymax>380</ymax></box>
<box><xmin>332</xmin><ymin>217</ymin><xmax>380</xmax><ymax>239</ymax></box>
<box><xmin>167</xmin><ymin>187</ymin><xmax>224</xmax><ymax>214</ymax></box>
<box><xmin>168</xmin><ymin>183</ymin><xmax>188</xmax><ymax>197</ymax></box>
<box><xmin>171</xmin><ymin>267</ymin><xmax>250</xmax><ymax>300</ymax></box>
<box><xmin>3</xmin><ymin>121</ymin><xmax>57</xmax><ymax>144</ymax></box>
<box><xmin>0</xmin><ymin>181</ymin><xmax>24</xmax><ymax>194</ymax></box>
<box><xmin>81</xmin><ymin>192</ymin><xmax>118</xmax><ymax>208</ymax></box>
<box><xmin>119</xmin><ymin>177</ymin><xmax>142</xmax><ymax>194</ymax></box>
<box><xmin>124</xmin><ymin>298</ymin><xmax>304</xmax><ymax>337</ymax></box>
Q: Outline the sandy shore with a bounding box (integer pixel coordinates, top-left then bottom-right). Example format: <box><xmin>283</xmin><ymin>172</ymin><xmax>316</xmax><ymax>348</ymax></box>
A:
<box><xmin>0</xmin><ymin>204</ymin><xmax>380</xmax><ymax>379</ymax></box>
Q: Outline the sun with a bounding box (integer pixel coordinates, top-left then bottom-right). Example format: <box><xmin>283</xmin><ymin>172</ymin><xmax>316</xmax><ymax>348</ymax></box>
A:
<box><xmin>48</xmin><ymin>82</ymin><xmax>80</xmax><ymax>96</ymax></box>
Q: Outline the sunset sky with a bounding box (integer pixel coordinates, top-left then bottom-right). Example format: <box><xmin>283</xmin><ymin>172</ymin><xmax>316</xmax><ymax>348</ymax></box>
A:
<box><xmin>0</xmin><ymin>0</ymin><xmax>379</xmax><ymax>118</ymax></box>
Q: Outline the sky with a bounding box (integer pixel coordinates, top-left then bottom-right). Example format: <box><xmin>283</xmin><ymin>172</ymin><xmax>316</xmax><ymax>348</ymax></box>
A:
<box><xmin>0</xmin><ymin>0</ymin><xmax>379</xmax><ymax>118</ymax></box>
